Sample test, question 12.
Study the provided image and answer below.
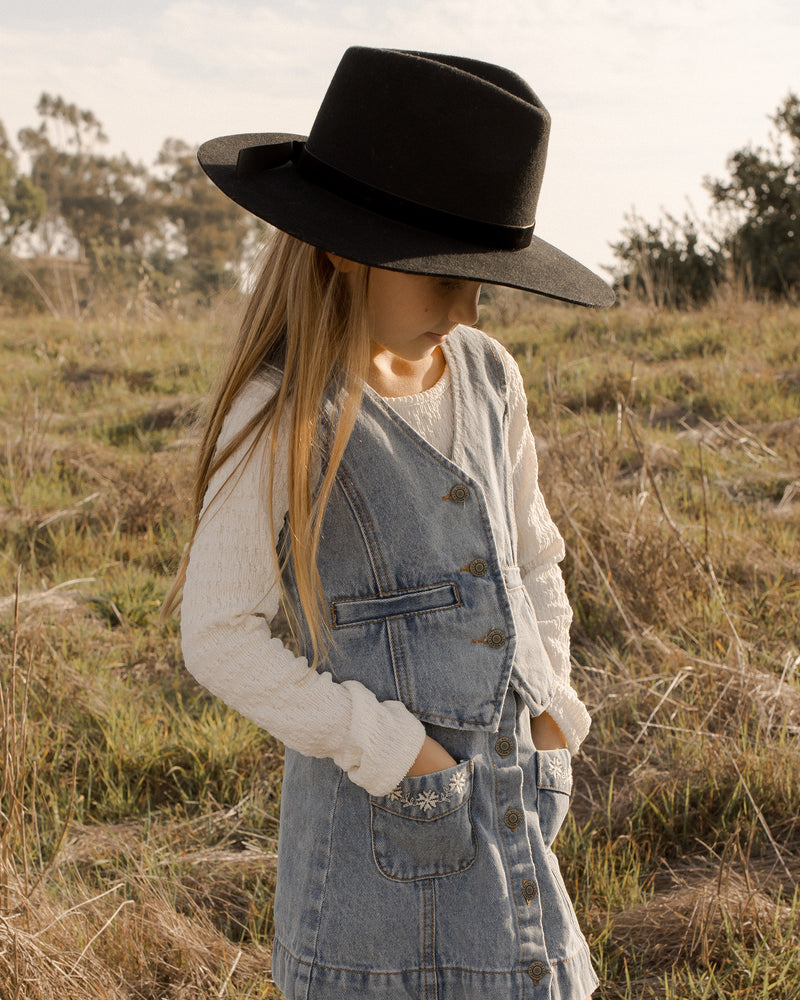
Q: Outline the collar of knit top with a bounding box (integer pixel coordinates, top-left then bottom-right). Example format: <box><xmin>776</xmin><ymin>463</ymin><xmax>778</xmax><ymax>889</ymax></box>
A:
<box><xmin>377</xmin><ymin>362</ymin><xmax>451</xmax><ymax>405</ymax></box>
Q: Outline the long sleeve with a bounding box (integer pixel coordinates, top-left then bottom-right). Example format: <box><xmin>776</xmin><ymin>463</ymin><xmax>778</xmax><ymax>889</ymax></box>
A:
<box><xmin>499</xmin><ymin>344</ymin><xmax>592</xmax><ymax>754</ymax></box>
<box><xmin>180</xmin><ymin>377</ymin><xmax>426</xmax><ymax>796</ymax></box>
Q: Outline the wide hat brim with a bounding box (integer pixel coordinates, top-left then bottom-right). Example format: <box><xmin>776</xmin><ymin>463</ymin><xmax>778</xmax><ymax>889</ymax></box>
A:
<box><xmin>199</xmin><ymin>131</ymin><xmax>614</xmax><ymax>308</ymax></box>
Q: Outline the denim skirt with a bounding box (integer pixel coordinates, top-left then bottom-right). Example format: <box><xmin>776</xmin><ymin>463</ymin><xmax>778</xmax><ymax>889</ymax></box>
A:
<box><xmin>272</xmin><ymin>690</ymin><xmax>598</xmax><ymax>999</ymax></box>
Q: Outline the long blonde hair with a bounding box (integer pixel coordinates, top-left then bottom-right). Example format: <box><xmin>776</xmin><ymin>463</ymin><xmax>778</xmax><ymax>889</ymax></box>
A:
<box><xmin>163</xmin><ymin>230</ymin><xmax>371</xmax><ymax>665</ymax></box>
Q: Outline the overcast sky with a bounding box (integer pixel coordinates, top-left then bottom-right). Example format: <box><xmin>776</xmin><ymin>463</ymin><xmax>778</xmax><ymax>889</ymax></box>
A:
<box><xmin>2</xmin><ymin>0</ymin><xmax>798</xmax><ymax>277</ymax></box>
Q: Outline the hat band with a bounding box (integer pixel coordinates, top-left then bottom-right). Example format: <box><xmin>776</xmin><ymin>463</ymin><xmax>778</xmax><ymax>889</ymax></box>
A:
<box><xmin>236</xmin><ymin>140</ymin><xmax>534</xmax><ymax>250</ymax></box>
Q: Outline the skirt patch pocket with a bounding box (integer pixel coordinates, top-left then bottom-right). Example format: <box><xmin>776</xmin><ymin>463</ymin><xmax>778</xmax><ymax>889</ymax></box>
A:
<box><xmin>535</xmin><ymin>748</ymin><xmax>572</xmax><ymax>848</ymax></box>
<box><xmin>370</xmin><ymin>759</ymin><xmax>475</xmax><ymax>881</ymax></box>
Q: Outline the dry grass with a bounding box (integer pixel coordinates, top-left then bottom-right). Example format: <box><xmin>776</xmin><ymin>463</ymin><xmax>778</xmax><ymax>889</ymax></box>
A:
<box><xmin>2</xmin><ymin>299</ymin><xmax>800</xmax><ymax>998</ymax></box>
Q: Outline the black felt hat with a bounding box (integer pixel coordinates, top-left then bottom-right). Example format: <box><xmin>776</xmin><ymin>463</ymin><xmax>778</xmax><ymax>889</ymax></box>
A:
<box><xmin>198</xmin><ymin>46</ymin><xmax>614</xmax><ymax>307</ymax></box>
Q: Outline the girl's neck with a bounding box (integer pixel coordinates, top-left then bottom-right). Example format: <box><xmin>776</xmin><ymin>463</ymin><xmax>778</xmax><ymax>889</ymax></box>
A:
<box><xmin>367</xmin><ymin>345</ymin><xmax>446</xmax><ymax>398</ymax></box>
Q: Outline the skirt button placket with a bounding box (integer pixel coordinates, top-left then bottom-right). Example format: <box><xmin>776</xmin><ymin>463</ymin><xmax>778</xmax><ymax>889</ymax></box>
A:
<box><xmin>493</xmin><ymin>695</ymin><xmax>552</xmax><ymax>996</ymax></box>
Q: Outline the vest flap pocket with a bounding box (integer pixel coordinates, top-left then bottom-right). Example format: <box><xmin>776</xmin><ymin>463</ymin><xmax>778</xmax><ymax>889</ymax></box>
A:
<box><xmin>332</xmin><ymin>581</ymin><xmax>461</xmax><ymax>629</ymax></box>
<box><xmin>370</xmin><ymin>759</ymin><xmax>475</xmax><ymax>880</ymax></box>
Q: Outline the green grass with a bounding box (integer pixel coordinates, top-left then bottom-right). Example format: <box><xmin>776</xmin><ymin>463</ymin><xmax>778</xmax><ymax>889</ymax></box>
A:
<box><xmin>2</xmin><ymin>295</ymin><xmax>799</xmax><ymax>997</ymax></box>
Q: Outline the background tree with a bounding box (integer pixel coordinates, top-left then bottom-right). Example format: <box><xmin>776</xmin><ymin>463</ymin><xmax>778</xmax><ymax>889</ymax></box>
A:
<box><xmin>151</xmin><ymin>138</ymin><xmax>255</xmax><ymax>305</ymax></box>
<box><xmin>610</xmin><ymin>210</ymin><xmax>722</xmax><ymax>309</ymax></box>
<box><xmin>707</xmin><ymin>92</ymin><xmax>800</xmax><ymax>298</ymax></box>
<box><xmin>0</xmin><ymin>120</ymin><xmax>47</xmax><ymax>248</ymax></box>
<box><xmin>611</xmin><ymin>92</ymin><xmax>800</xmax><ymax>306</ymax></box>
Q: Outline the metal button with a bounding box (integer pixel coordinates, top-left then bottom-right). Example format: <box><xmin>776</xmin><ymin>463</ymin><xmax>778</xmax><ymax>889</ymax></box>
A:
<box><xmin>522</xmin><ymin>879</ymin><xmax>537</xmax><ymax>903</ymax></box>
<box><xmin>446</xmin><ymin>484</ymin><xmax>470</xmax><ymax>503</ymax></box>
<box><xmin>467</xmin><ymin>557</ymin><xmax>489</xmax><ymax>577</ymax></box>
<box><xmin>484</xmin><ymin>629</ymin><xmax>506</xmax><ymax>648</ymax></box>
<box><xmin>503</xmin><ymin>807</ymin><xmax>523</xmax><ymax>831</ymax></box>
<box><xmin>494</xmin><ymin>735</ymin><xmax>514</xmax><ymax>758</ymax></box>
<box><xmin>527</xmin><ymin>960</ymin><xmax>550</xmax><ymax>985</ymax></box>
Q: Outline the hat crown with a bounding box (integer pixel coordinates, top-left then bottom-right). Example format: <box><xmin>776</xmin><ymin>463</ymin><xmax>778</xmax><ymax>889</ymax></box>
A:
<box><xmin>306</xmin><ymin>47</ymin><xmax>550</xmax><ymax>229</ymax></box>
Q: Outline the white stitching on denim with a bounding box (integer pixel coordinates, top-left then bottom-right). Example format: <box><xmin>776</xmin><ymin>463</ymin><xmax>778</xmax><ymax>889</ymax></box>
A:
<box><xmin>386</xmin><ymin>768</ymin><xmax>468</xmax><ymax>812</ymax></box>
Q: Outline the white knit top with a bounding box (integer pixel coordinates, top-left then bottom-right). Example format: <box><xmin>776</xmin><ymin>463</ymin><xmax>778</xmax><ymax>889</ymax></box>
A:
<box><xmin>181</xmin><ymin>334</ymin><xmax>591</xmax><ymax>797</ymax></box>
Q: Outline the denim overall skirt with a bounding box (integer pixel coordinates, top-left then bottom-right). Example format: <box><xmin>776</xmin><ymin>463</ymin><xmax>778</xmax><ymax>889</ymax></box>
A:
<box><xmin>272</xmin><ymin>329</ymin><xmax>598</xmax><ymax>999</ymax></box>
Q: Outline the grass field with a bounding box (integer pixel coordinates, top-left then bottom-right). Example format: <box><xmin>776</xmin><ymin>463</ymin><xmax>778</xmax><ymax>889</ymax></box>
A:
<box><xmin>1</xmin><ymin>294</ymin><xmax>799</xmax><ymax>998</ymax></box>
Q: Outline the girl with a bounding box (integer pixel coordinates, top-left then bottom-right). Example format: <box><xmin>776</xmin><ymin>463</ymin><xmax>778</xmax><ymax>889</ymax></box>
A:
<box><xmin>172</xmin><ymin>46</ymin><xmax>613</xmax><ymax>1000</ymax></box>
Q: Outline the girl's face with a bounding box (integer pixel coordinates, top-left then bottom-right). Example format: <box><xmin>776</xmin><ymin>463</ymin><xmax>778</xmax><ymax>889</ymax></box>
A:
<box><xmin>364</xmin><ymin>268</ymin><xmax>482</xmax><ymax>364</ymax></box>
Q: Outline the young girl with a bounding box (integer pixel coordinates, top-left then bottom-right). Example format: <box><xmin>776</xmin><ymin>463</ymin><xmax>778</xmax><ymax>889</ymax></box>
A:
<box><xmin>173</xmin><ymin>46</ymin><xmax>613</xmax><ymax>1000</ymax></box>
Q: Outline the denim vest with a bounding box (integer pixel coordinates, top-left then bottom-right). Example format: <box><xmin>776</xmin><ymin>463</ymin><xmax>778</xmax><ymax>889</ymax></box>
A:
<box><xmin>278</xmin><ymin>325</ymin><xmax>556</xmax><ymax>730</ymax></box>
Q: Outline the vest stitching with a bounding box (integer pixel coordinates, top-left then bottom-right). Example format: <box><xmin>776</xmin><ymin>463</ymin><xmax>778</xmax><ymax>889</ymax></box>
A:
<box><xmin>334</xmin><ymin>460</ymin><xmax>390</xmax><ymax>590</ymax></box>
<box><xmin>388</xmin><ymin>618</ymin><xmax>413</xmax><ymax>709</ymax></box>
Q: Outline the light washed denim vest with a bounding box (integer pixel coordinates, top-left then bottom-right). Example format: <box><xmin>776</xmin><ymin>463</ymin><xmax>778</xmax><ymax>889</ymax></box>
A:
<box><xmin>278</xmin><ymin>325</ymin><xmax>556</xmax><ymax>727</ymax></box>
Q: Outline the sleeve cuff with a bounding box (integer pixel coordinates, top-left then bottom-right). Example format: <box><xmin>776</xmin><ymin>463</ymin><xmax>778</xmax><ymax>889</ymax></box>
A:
<box><xmin>336</xmin><ymin>682</ymin><xmax>428</xmax><ymax>796</ymax></box>
<box><xmin>545</xmin><ymin>682</ymin><xmax>592</xmax><ymax>755</ymax></box>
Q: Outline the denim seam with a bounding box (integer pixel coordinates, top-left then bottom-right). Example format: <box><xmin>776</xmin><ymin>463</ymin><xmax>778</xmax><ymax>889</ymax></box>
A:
<box><xmin>389</xmin><ymin>616</ymin><xmax>414</xmax><ymax>711</ymax></box>
<box><xmin>490</xmin><ymin>748</ymin><xmax>526</xmax><ymax>961</ymax></box>
<box><xmin>547</xmin><ymin>939</ymin><xmax>594</xmax><ymax>969</ymax></box>
<box><xmin>308</xmin><ymin>768</ymin><xmax>345</xmax><ymax>996</ymax></box>
<box><xmin>275</xmin><ymin>937</ymin><xmax>555</xmax><ymax>975</ymax></box>
<box><xmin>335</xmin><ymin>461</ymin><xmax>389</xmax><ymax>589</ymax></box>
<box><xmin>423</xmin><ymin>879</ymin><xmax>433</xmax><ymax>1000</ymax></box>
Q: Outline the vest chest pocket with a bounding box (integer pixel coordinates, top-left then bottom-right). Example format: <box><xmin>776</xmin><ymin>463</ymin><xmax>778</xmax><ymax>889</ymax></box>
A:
<box><xmin>370</xmin><ymin>759</ymin><xmax>476</xmax><ymax>881</ymax></box>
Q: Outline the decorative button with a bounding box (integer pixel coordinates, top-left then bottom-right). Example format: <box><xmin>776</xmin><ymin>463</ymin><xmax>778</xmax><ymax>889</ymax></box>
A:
<box><xmin>527</xmin><ymin>960</ymin><xmax>550</xmax><ymax>985</ymax></box>
<box><xmin>482</xmin><ymin>629</ymin><xmax>506</xmax><ymax>648</ymax></box>
<box><xmin>494</xmin><ymin>735</ymin><xmax>514</xmax><ymax>758</ymax></box>
<box><xmin>503</xmin><ymin>807</ymin><xmax>523</xmax><ymax>831</ymax></box>
<box><xmin>445</xmin><ymin>484</ymin><xmax>470</xmax><ymax>503</ymax></box>
<box><xmin>467</xmin><ymin>557</ymin><xmax>489</xmax><ymax>577</ymax></box>
<box><xmin>522</xmin><ymin>879</ymin><xmax>537</xmax><ymax>903</ymax></box>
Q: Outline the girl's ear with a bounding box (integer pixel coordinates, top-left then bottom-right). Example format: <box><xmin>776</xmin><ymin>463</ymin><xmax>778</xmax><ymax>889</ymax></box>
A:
<box><xmin>326</xmin><ymin>253</ymin><xmax>357</xmax><ymax>273</ymax></box>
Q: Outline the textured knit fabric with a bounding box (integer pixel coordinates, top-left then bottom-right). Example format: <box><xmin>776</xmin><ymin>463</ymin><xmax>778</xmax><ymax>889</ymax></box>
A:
<box><xmin>181</xmin><ymin>330</ymin><xmax>590</xmax><ymax>798</ymax></box>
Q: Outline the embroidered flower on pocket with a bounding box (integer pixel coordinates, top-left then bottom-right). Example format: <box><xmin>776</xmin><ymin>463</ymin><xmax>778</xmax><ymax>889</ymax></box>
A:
<box><xmin>385</xmin><ymin>764</ymin><xmax>470</xmax><ymax>813</ymax></box>
<box><xmin>416</xmin><ymin>790</ymin><xmax>439</xmax><ymax>812</ymax></box>
<box><xmin>542</xmin><ymin>754</ymin><xmax>568</xmax><ymax>784</ymax></box>
<box><xmin>448</xmin><ymin>770</ymin><xmax>467</xmax><ymax>796</ymax></box>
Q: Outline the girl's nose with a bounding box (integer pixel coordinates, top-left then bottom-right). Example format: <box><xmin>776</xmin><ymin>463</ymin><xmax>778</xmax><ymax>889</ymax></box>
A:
<box><xmin>448</xmin><ymin>282</ymin><xmax>481</xmax><ymax>327</ymax></box>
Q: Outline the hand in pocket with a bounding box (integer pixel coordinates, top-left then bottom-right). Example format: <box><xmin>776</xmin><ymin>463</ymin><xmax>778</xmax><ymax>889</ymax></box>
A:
<box><xmin>405</xmin><ymin>735</ymin><xmax>457</xmax><ymax>777</ymax></box>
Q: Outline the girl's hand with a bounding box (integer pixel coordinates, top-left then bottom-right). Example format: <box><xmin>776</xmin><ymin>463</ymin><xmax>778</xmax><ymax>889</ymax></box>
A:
<box><xmin>531</xmin><ymin>711</ymin><xmax>568</xmax><ymax>750</ymax></box>
<box><xmin>405</xmin><ymin>735</ymin><xmax>457</xmax><ymax>777</ymax></box>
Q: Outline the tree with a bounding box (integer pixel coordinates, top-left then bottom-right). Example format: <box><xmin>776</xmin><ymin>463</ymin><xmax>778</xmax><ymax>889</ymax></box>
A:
<box><xmin>0</xmin><ymin>120</ymin><xmax>46</xmax><ymax>248</ymax></box>
<box><xmin>610</xmin><ymin>210</ymin><xmax>722</xmax><ymax>309</ymax></box>
<box><xmin>611</xmin><ymin>93</ymin><xmax>800</xmax><ymax>306</ymax></box>
<box><xmin>1</xmin><ymin>95</ymin><xmax>256</xmax><ymax>316</ymax></box>
<box><xmin>706</xmin><ymin>93</ymin><xmax>800</xmax><ymax>298</ymax></box>
<box><xmin>19</xmin><ymin>94</ymin><xmax>158</xmax><ymax>262</ymax></box>
<box><xmin>151</xmin><ymin>138</ymin><xmax>254</xmax><ymax>304</ymax></box>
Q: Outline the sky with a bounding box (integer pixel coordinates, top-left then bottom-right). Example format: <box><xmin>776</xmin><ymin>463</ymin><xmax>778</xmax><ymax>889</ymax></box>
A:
<box><xmin>2</xmin><ymin>0</ymin><xmax>798</xmax><ymax>278</ymax></box>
